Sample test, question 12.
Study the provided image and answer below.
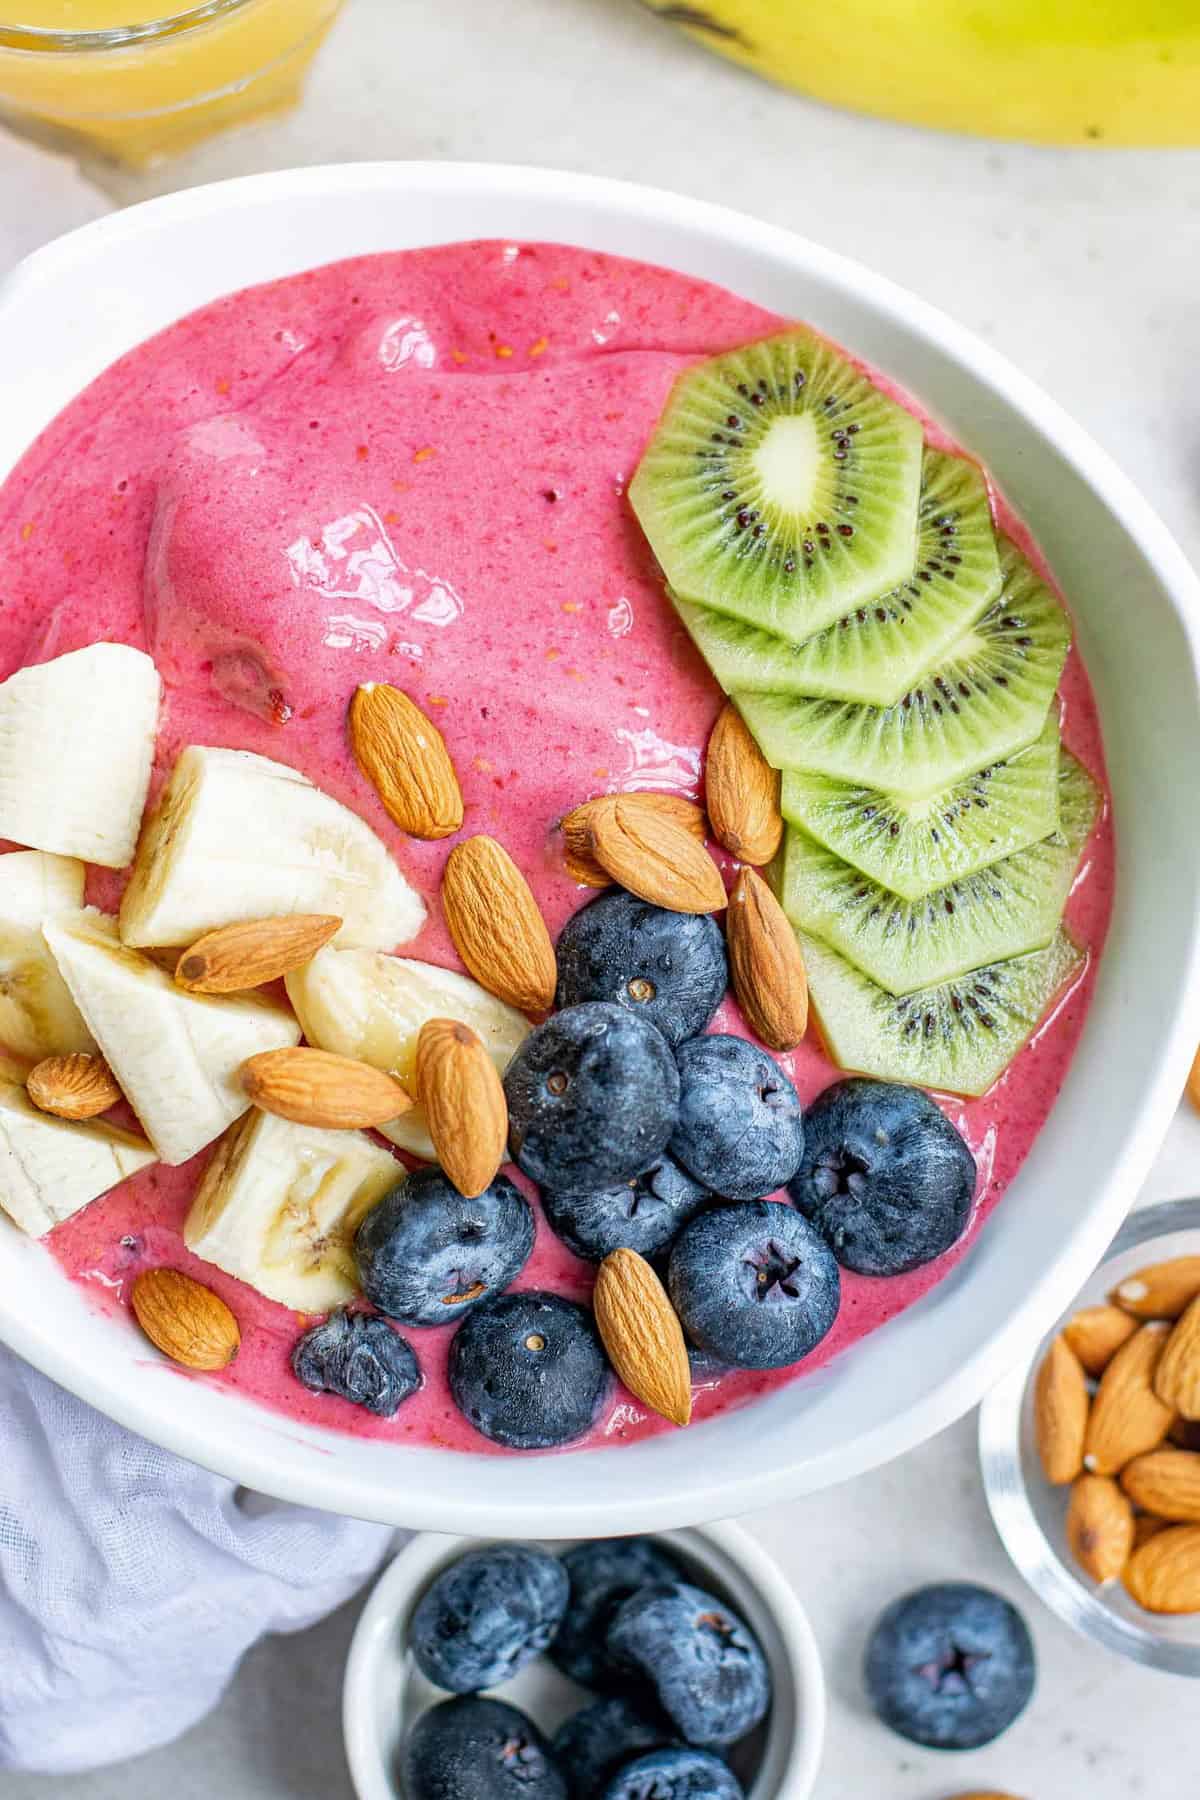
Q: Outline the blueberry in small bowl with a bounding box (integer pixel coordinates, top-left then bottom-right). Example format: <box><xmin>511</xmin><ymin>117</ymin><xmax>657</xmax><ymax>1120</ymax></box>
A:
<box><xmin>552</xmin><ymin>1695</ymin><xmax>677</xmax><ymax>1800</ymax></box>
<box><xmin>669</xmin><ymin>1201</ymin><xmax>840</xmax><ymax>1370</ymax></box>
<box><xmin>291</xmin><ymin>1310</ymin><xmax>420</xmax><ymax>1417</ymax></box>
<box><xmin>601</xmin><ymin>1747</ymin><xmax>745</xmax><ymax>1800</ymax></box>
<box><xmin>555</xmin><ymin>889</ymin><xmax>729</xmax><ymax>1048</ymax></box>
<box><xmin>670</xmin><ymin>1035</ymin><xmax>805</xmax><ymax>1201</ymax></box>
<box><xmin>448</xmin><ymin>1290</ymin><xmax>612</xmax><ymax>1450</ymax></box>
<box><xmin>789</xmin><ymin>1078</ymin><xmax>976</xmax><ymax>1276</ymax></box>
<box><xmin>403</xmin><ymin>1694</ymin><xmax>566</xmax><ymax>1800</ymax></box>
<box><xmin>550</xmin><ymin>1535</ymin><xmax>687</xmax><ymax>1688</ymax></box>
<box><xmin>864</xmin><ymin>1581</ymin><xmax>1035</xmax><ymax>1750</ymax></box>
<box><xmin>607</xmin><ymin>1578</ymin><xmax>771</xmax><ymax>1748</ymax></box>
<box><xmin>541</xmin><ymin>1154</ymin><xmax>711</xmax><ymax>1264</ymax></box>
<box><xmin>410</xmin><ymin>1544</ymin><xmax>569</xmax><ymax>1693</ymax></box>
<box><xmin>505</xmin><ymin>1002</ymin><xmax>680</xmax><ymax>1190</ymax></box>
<box><xmin>355</xmin><ymin>1168</ymin><xmax>534</xmax><ymax>1327</ymax></box>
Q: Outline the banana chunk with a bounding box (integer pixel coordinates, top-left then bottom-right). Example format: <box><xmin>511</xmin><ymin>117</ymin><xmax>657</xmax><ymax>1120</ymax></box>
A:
<box><xmin>185</xmin><ymin>1108</ymin><xmax>401</xmax><ymax>1311</ymax></box>
<box><xmin>0</xmin><ymin>1080</ymin><xmax>155</xmax><ymax>1236</ymax></box>
<box><xmin>0</xmin><ymin>851</ymin><xmax>96</xmax><ymax>1059</ymax></box>
<box><xmin>286</xmin><ymin>945</ymin><xmax>529</xmax><ymax>1160</ymax></box>
<box><xmin>43</xmin><ymin>909</ymin><xmax>300</xmax><ymax>1167</ymax></box>
<box><xmin>119</xmin><ymin>745</ymin><xmax>425</xmax><ymax>952</ymax></box>
<box><xmin>0</xmin><ymin>643</ymin><xmax>161</xmax><ymax>869</ymax></box>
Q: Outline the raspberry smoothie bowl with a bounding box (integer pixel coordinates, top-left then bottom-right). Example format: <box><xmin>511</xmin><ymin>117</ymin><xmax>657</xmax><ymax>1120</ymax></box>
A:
<box><xmin>0</xmin><ymin>167</ymin><xmax>1194</xmax><ymax>1526</ymax></box>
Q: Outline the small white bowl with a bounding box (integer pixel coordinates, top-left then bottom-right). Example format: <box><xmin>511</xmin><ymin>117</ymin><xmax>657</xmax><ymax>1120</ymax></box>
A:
<box><xmin>342</xmin><ymin>1526</ymin><xmax>826</xmax><ymax>1800</ymax></box>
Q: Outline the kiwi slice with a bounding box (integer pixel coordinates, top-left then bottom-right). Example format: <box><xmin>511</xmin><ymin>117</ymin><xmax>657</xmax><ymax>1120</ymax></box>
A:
<box><xmin>776</xmin><ymin>752</ymin><xmax>1098</xmax><ymax>996</ymax></box>
<box><xmin>799</xmin><ymin>926</ymin><xmax>1087</xmax><ymax>1097</ymax></box>
<box><xmin>736</xmin><ymin>539</ymin><xmax>1071</xmax><ymax>798</ymax></box>
<box><xmin>630</xmin><ymin>328</ymin><xmax>923</xmax><ymax>641</ymax></box>
<box><xmin>671</xmin><ymin>449</ymin><xmax>1002</xmax><ymax>707</ymax></box>
<box><xmin>780</xmin><ymin>711</ymin><xmax>1062</xmax><ymax>900</ymax></box>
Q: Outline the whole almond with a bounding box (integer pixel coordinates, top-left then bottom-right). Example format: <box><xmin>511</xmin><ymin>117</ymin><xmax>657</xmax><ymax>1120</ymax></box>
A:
<box><xmin>590</xmin><ymin>796</ymin><xmax>726</xmax><ymax>915</ymax></box>
<box><xmin>560</xmin><ymin>793</ymin><xmax>706</xmax><ymax>888</ymax></box>
<box><xmin>593</xmin><ymin>1247</ymin><xmax>692</xmax><ymax>1428</ymax></box>
<box><xmin>242</xmin><ymin>1047</ymin><xmax>411</xmax><ymax>1129</ymax></box>
<box><xmin>1121</xmin><ymin>1449</ymin><xmax>1200</xmax><ymax>1522</ymax></box>
<box><xmin>26</xmin><ymin>1052</ymin><xmax>121</xmax><ymax>1121</ymax></box>
<box><xmin>130</xmin><ymin>1268</ymin><xmax>239</xmax><ymax>1370</ymax></box>
<box><xmin>349</xmin><ymin>682</ymin><xmax>464</xmax><ymax>839</ymax></box>
<box><xmin>705</xmin><ymin>702</ymin><xmax>783</xmax><ymax>866</ymax></box>
<box><xmin>415</xmin><ymin>1018</ymin><xmax>508</xmax><ymax>1199</ymax></box>
<box><xmin>1066</xmin><ymin>1473</ymin><xmax>1135</xmax><ymax>1582</ymax></box>
<box><xmin>1123</xmin><ymin>1524</ymin><xmax>1200</xmax><ymax>1613</ymax></box>
<box><xmin>1187</xmin><ymin>1042</ymin><xmax>1200</xmax><ymax>1113</ymax></box>
<box><xmin>726</xmin><ymin>867</ymin><xmax>809</xmax><ymax>1051</ymax></box>
<box><xmin>442</xmin><ymin>836</ymin><xmax>557</xmax><ymax>1014</ymax></box>
<box><xmin>1034</xmin><ymin>1334</ymin><xmax>1090</xmax><ymax>1484</ymax></box>
<box><xmin>1110</xmin><ymin>1254</ymin><xmax>1200</xmax><ymax>1320</ymax></box>
<box><xmin>175</xmin><ymin>914</ymin><xmax>342</xmax><ymax>993</ymax></box>
<box><xmin>1153</xmin><ymin>1291</ymin><xmax>1200</xmax><ymax>1417</ymax></box>
<box><xmin>1084</xmin><ymin>1321</ymin><xmax>1175</xmax><ymax>1475</ymax></box>
<box><xmin>1062</xmin><ymin>1304</ymin><xmax>1138</xmax><ymax>1378</ymax></box>
<box><xmin>1133</xmin><ymin>1512</ymin><xmax>1171</xmax><ymax>1549</ymax></box>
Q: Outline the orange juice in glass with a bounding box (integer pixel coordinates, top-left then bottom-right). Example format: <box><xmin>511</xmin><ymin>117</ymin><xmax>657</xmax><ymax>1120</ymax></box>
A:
<box><xmin>0</xmin><ymin>0</ymin><xmax>345</xmax><ymax>163</ymax></box>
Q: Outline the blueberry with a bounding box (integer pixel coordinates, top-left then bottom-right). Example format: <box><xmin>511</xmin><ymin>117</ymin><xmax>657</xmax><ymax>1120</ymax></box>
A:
<box><xmin>290</xmin><ymin>1310</ymin><xmax>420</xmax><ymax>1417</ymax></box>
<box><xmin>601</xmin><ymin>1748</ymin><xmax>744</xmax><ymax>1800</ymax></box>
<box><xmin>864</xmin><ymin>1582</ymin><xmax>1036</xmax><ymax>1750</ymax></box>
<box><xmin>448</xmin><ymin>1290</ymin><xmax>612</xmax><ymax>1450</ymax></box>
<box><xmin>505</xmin><ymin>1002</ymin><xmax>680</xmax><ymax>1190</ymax></box>
<box><xmin>552</xmin><ymin>1697</ymin><xmax>677</xmax><ymax>1800</ymax></box>
<box><xmin>669</xmin><ymin>1201</ymin><xmax>839</xmax><ymax>1370</ymax></box>
<box><xmin>788</xmin><ymin>1078</ymin><xmax>976</xmax><ymax>1276</ymax></box>
<box><xmin>411</xmin><ymin>1545</ymin><xmax>569</xmax><ymax>1693</ymax></box>
<box><xmin>542</xmin><ymin>1154</ymin><xmax>711</xmax><ymax>1264</ymax></box>
<box><xmin>403</xmin><ymin>1696</ymin><xmax>565</xmax><ymax>1800</ymax></box>
<box><xmin>607</xmin><ymin>1580</ymin><xmax>771</xmax><ymax>1748</ymax></box>
<box><xmin>550</xmin><ymin>1536</ymin><xmax>686</xmax><ymax>1688</ymax></box>
<box><xmin>670</xmin><ymin>1035</ymin><xmax>804</xmax><ymax>1201</ymax></box>
<box><xmin>555</xmin><ymin>890</ymin><xmax>728</xmax><ymax>1047</ymax></box>
<box><xmin>355</xmin><ymin>1168</ymin><xmax>533</xmax><ymax>1326</ymax></box>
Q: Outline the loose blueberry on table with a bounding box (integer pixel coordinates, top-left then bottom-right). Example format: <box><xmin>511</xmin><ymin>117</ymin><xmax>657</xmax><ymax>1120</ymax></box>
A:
<box><xmin>864</xmin><ymin>1582</ymin><xmax>1036</xmax><ymax>1750</ymax></box>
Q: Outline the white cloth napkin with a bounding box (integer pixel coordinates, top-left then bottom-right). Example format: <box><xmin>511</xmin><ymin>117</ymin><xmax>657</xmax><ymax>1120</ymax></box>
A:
<box><xmin>0</xmin><ymin>128</ymin><xmax>398</xmax><ymax>1776</ymax></box>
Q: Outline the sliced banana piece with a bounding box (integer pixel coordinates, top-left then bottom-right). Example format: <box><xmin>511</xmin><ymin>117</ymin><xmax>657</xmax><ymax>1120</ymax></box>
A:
<box><xmin>286</xmin><ymin>945</ymin><xmax>529</xmax><ymax>1160</ymax></box>
<box><xmin>118</xmin><ymin>745</ymin><xmax>426</xmax><ymax>952</ymax></box>
<box><xmin>185</xmin><ymin>1107</ymin><xmax>401</xmax><ymax>1311</ymax></box>
<box><xmin>0</xmin><ymin>643</ymin><xmax>161</xmax><ymax>869</ymax></box>
<box><xmin>0</xmin><ymin>1080</ymin><xmax>155</xmax><ymax>1236</ymax></box>
<box><xmin>43</xmin><ymin>908</ymin><xmax>300</xmax><ymax>1167</ymax></box>
<box><xmin>0</xmin><ymin>851</ymin><xmax>96</xmax><ymax>1059</ymax></box>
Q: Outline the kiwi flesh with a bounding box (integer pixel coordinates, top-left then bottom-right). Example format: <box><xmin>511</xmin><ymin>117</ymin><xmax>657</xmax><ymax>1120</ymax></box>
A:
<box><xmin>736</xmin><ymin>538</ymin><xmax>1071</xmax><ymax>798</ymax></box>
<box><xmin>799</xmin><ymin>926</ymin><xmax>1087</xmax><ymax>1097</ymax></box>
<box><xmin>630</xmin><ymin>327</ymin><xmax>924</xmax><ymax>641</ymax></box>
<box><xmin>671</xmin><ymin>449</ymin><xmax>1002</xmax><ymax>707</ymax></box>
<box><xmin>775</xmin><ymin>753</ymin><xmax>1098</xmax><ymax>996</ymax></box>
<box><xmin>780</xmin><ymin>711</ymin><xmax>1062</xmax><ymax>901</ymax></box>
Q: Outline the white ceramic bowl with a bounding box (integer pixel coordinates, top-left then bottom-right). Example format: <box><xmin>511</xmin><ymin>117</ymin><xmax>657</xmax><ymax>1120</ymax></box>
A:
<box><xmin>0</xmin><ymin>163</ymin><xmax>1198</xmax><ymax>1531</ymax></box>
<box><xmin>342</xmin><ymin>1526</ymin><xmax>825</xmax><ymax>1800</ymax></box>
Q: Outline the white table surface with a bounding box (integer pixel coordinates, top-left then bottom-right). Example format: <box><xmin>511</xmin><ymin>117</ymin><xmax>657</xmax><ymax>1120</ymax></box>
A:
<box><xmin>6</xmin><ymin>0</ymin><xmax>1200</xmax><ymax>1793</ymax></box>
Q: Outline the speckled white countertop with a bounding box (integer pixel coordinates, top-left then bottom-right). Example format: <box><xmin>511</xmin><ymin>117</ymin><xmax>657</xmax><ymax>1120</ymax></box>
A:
<box><xmin>4</xmin><ymin>0</ymin><xmax>1200</xmax><ymax>1792</ymax></box>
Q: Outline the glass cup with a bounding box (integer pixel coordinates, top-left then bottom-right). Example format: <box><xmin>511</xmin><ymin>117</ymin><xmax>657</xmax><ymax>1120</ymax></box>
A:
<box><xmin>0</xmin><ymin>0</ymin><xmax>345</xmax><ymax>164</ymax></box>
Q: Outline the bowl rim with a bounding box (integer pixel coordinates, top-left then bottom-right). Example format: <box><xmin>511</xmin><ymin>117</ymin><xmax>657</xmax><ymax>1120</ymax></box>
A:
<box><xmin>2</xmin><ymin>159</ymin><xmax>1200</xmax><ymax>1531</ymax></box>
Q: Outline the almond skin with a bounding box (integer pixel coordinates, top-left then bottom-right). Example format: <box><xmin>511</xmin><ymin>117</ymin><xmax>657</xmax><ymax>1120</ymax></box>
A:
<box><xmin>1084</xmin><ymin>1321</ymin><xmax>1175</xmax><ymax>1475</ymax></box>
<box><xmin>1121</xmin><ymin>1449</ymin><xmax>1200</xmax><ymax>1522</ymax></box>
<box><xmin>705</xmin><ymin>702</ymin><xmax>783</xmax><ymax>866</ymax></box>
<box><xmin>242</xmin><ymin>1047</ymin><xmax>411</xmax><ymax>1129</ymax></box>
<box><xmin>1110</xmin><ymin>1255</ymin><xmax>1200</xmax><ymax>1320</ymax></box>
<box><xmin>415</xmin><ymin>1018</ymin><xmax>508</xmax><ymax>1200</ymax></box>
<box><xmin>130</xmin><ymin>1268</ymin><xmax>239</xmax><ymax>1371</ymax></box>
<box><xmin>1153</xmin><ymin>1292</ymin><xmax>1200</xmax><ymax>1418</ymax></box>
<box><xmin>560</xmin><ymin>793</ymin><xmax>706</xmax><ymax>888</ymax></box>
<box><xmin>175</xmin><ymin>913</ymin><xmax>342</xmax><ymax>993</ymax></box>
<box><xmin>442</xmin><ymin>836</ymin><xmax>557</xmax><ymax>1014</ymax></box>
<box><xmin>726</xmin><ymin>867</ymin><xmax>809</xmax><ymax>1052</ymax></box>
<box><xmin>1062</xmin><ymin>1303</ymin><xmax>1139</xmax><ymax>1378</ymax></box>
<box><xmin>1123</xmin><ymin>1524</ymin><xmax>1200</xmax><ymax>1613</ymax></box>
<box><xmin>589</xmin><ymin>796</ymin><xmax>726</xmax><ymax>915</ymax></box>
<box><xmin>349</xmin><ymin>682</ymin><xmax>464</xmax><ymax>839</ymax></box>
<box><xmin>593</xmin><ymin>1247</ymin><xmax>692</xmax><ymax>1428</ymax></box>
<box><xmin>26</xmin><ymin>1052</ymin><xmax>121</xmax><ymax>1121</ymax></box>
<box><xmin>1187</xmin><ymin>1042</ymin><xmax>1200</xmax><ymax>1113</ymax></box>
<box><xmin>1034</xmin><ymin>1334</ymin><xmax>1090</xmax><ymax>1484</ymax></box>
<box><xmin>1066</xmin><ymin>1473</ymin><xmax>1135</xmax><ymax>1582</ymax></box>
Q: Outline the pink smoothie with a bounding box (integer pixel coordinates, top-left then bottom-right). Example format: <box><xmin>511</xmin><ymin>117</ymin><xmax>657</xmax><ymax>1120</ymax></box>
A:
<box><xmin>0</xmin><ymin>241</ymin><xmax>1113</xmax><ymax>1454</ymax></box>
